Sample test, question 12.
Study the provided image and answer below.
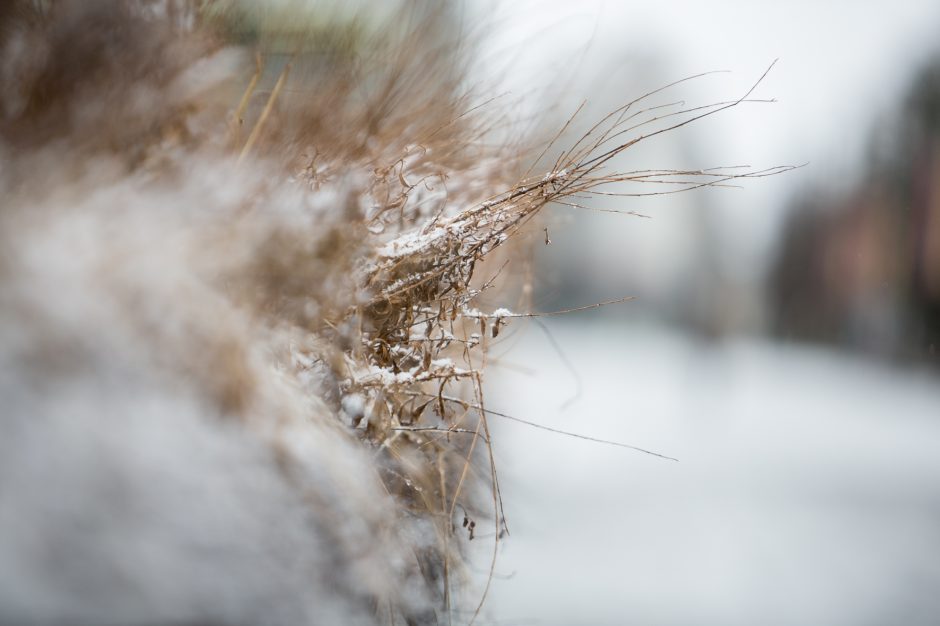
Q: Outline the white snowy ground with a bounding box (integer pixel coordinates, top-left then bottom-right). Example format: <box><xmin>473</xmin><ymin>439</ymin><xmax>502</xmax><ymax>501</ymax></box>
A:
<box><xmin>476</xmin><ymin>321</ymin><xmax>940</xmax><ymax>626</ymax></box>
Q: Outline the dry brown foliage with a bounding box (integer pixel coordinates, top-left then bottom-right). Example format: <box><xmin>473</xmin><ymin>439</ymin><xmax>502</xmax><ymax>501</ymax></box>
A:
<box><xmin>0</xmin><ymin>1</ymin><xmax>793</xmax><ymax>623</ymax></box>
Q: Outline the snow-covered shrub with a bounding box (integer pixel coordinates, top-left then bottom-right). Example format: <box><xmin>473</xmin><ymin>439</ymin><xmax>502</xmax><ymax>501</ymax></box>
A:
<box><xmin>0</xmin><ymin>1</ymin><xmax>789</xmax><ymax>624</ymax></box>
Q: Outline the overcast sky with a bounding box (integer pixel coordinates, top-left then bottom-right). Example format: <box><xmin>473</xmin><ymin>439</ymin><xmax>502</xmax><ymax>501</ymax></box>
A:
<box><xmin>474</xmin><ymin>1</ymin><xmax>940</xmax><ymax>302</ymax></box>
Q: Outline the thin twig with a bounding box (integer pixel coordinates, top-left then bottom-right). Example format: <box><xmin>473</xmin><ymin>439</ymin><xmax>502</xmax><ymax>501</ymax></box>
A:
<box><xmin>401</xmin><ymin>391</ymin><xmax>677</xmax><ymax>462</ymax></box>
<box><xmin>487</xmin><ymin>408</ymin><xmax>678</xmax><ymax>462</ymax></box>
<box><xmin>237</xmin><ymin>57</ymin><xmax>292</xmax><ymax>166</ymax></box>
<box><xmin>533</xmin><ymin>319</ymin><xmax>582</xmax><ymax>411</ymax></box>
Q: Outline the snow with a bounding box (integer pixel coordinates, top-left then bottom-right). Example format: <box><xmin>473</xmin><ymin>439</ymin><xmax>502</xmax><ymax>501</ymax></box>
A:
<box><xmin>340</xmin><ymin>394</ymin><xmax>365</xmax><ymax>421</ymax></box>
<box><xmin>476</xmin><ymin>321</ymin><xmax>940</xmax><ymax>625</ymax></box>
<box><xmin>361</xmin><ymin>365</ymin><xmax>418</xmax><ymax>386</ymax></box>
<box><xmin>376</xmin><ymin>226</ymin><xmax>449</xmax><ymax>259</ymax></box>
<box><xmin>462</xmin><ymin>307</ymin><xmax>516</xmax><ymax>320</ymax></box>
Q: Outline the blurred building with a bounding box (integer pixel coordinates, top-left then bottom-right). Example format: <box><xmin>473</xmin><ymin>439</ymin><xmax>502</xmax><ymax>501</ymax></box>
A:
<box><xmin>770</xmin><ymin>55</ymin><xmax>940</xmax><ymax>366</ymax></box>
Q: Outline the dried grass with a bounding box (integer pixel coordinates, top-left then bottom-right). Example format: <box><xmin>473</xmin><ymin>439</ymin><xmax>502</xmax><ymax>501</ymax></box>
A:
<box><xmin>0</xmin><ymin>1</ymin><xmax>794</xmax><ymax>623</ymax></box>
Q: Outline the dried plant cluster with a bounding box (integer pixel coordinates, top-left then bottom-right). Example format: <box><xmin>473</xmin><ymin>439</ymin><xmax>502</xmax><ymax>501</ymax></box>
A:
<box><xmin>0</xmin><ymin>1</ymin><xmax>791</xmax><ymax>624</ymax></box>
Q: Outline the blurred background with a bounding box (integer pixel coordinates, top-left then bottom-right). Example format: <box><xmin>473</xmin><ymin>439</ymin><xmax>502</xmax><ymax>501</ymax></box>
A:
<box><xmin>463</xmin><ymin>1</ymin><xmax>940</xmax><ymax>624</ymax></box>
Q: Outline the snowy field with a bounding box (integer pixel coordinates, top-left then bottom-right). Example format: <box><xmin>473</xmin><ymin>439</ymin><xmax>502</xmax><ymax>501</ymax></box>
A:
<box><xmin>476</xmin><ymin>321</ymin><xmax>940</xmax><ymax>625</ymax></box>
